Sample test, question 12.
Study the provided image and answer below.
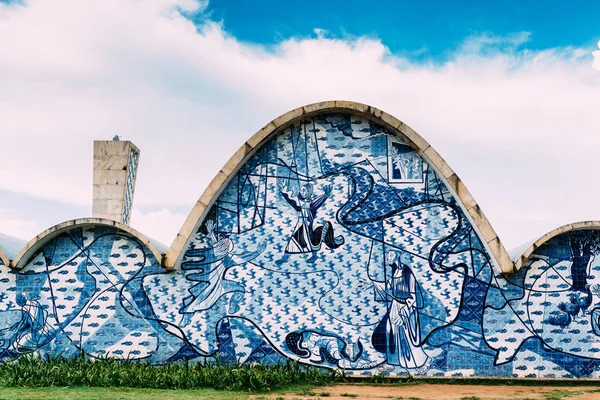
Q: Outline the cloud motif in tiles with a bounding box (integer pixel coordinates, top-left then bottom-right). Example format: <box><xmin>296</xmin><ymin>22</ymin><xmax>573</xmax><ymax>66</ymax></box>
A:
<box><xmin>3</xmin><ymin>111</ymin><xmax>600</xmax><ymax>378</ymax></box>
<box><xmin>0</xmin><ymin>227</ymin><xmax>185</xmax><ymax>362</ymax></box>
<box><xmin>176</xmin><ymin>113</ymin><xmax>496</xmax><ymax>375</ymax></box>
<box><xmin>484</xmin><ymin>230</ymin><xmax>600</xmax><ymax>371</ymax></box>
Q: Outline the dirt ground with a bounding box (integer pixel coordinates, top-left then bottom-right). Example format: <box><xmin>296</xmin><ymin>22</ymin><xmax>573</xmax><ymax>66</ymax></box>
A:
<box><xmin>256</xmin><ymin>384</ymin><xmax>600</xmax><ymax>400</ymax></box>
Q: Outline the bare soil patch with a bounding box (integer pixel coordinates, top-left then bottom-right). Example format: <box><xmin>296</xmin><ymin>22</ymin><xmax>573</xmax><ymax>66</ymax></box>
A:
<box><xmin>257</xmin><ymin>384</ymin><xmax>600</xmax><ymax>400</ymax></box>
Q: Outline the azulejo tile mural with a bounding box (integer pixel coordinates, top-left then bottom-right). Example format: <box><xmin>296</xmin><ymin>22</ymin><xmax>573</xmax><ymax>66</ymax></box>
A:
<box><xmin>484</xmin><ymin>230</ymin><xmax>600</xmax><ymax>378</ymax></box>
<box><xmin>2</xmin><ymin>110</ymin><xmax>600</xmax><ymax>378</ymax></box>
<box><xmin>0</xmin><ymin>226</ymin><xmax>185</xmax><ymax>362</ymax></box>
<box><xmin>170</xmin><ymin>113</ymin><xmax>493</xmax><ymax>375</ymax></box>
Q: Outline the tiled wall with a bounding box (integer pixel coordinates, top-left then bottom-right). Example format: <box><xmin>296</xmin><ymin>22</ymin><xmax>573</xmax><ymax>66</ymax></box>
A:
<box><xmin>1</xmin><ymin>112</ymin><xmax>599</xmax><ymax>377</ymax></box>
<box><xmin>0</xmin><ymin>226</ymin><xmax>184</xmax><ymax>362</ymax></box>
<box><xmin>484</xmin><ymin>230</ymin><xmax>600</xmax><ymax>377</ymax></box>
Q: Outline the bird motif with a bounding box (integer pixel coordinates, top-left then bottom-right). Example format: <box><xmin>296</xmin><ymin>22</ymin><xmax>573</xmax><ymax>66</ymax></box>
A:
<box><xmin>561</xmin><ymin>295</ymin><xmax>581</xmax><ymax>318</ymax></box>
<box><xmin>545</xmin><ymin>306</ymin><xmax>572</xmax><ymax>331</ymax></box>
<box><xmin>575</xmin><ymin>285</ymin><xmax>594</xmax><ymax>317</ymax></box>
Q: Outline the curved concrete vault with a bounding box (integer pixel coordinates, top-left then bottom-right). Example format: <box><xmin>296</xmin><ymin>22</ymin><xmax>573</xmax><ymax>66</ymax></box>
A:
<box><xmin>2</xmin><ymin>100</ymin><xmax>600</xmax><ymax>378</ymax></box>
<box><xmin>11</xmin><ymin>218</ymin><xmax>165</xmax><ymax>270</ymax></box>
<box><xmin>0</xmin><ymin>249</ymin><xmax>8</xmax><ymax>268</ymax></box>
<box><xmin>513</xmin><ymin>220</ymin><xmax>600</xmax><ymax>270</ymax></box>
<box><xmin>165</xmin><ymin>101</ymin><xmax>513</xmax><ymax>273</ymax></box>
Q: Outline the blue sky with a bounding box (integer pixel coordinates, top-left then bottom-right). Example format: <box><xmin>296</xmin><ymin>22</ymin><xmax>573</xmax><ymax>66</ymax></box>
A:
<box><xmin>0</xmin><ymin>0</ymin><xmax>599</xmax><ymax>251</ymax></box>
<box><xmin>205</xmin><ymin>0</ymin><xmax>600</xmax><ymax>58</ymax></box>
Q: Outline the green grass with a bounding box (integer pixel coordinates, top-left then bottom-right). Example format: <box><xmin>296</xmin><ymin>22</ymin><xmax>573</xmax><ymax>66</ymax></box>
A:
<box><xmin>543</xmin><ymin>389</ymin><xmax>596</xmax><ymax>400</ymax></box>
<box><xmin>0</xmin><ymin>355</ymin><xmax>338</xmax><ymax>392</ymax></box>
<box><xmin>4</xmin><ymin>355</ymin><xmax>600</xmax><ymax>400</ymax></box>
<box><xmin>0</xmin><ymin>387</ymin><xmax>249</xmax><ymax>399</ymax></box>
<box><xmin>2</xmin><ymin>382</ymin><xmax>600</xmax><ymax>400</ymax></box>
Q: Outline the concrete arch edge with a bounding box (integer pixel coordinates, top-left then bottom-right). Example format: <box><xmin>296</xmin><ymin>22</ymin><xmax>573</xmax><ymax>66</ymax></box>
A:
<box><xmin>11</xmin><ymin>218</ymin><xmax>164</xmax><ymax>270</ymax></box>
<box><xmin>513</xmin><ymin>220</ymin><xmax>600</xmax><ymax>270</ymax></box>
<box><xmin>164</xmin><ymin>100</ymin><xmax>514</xmax><ymax>273</ymax></box>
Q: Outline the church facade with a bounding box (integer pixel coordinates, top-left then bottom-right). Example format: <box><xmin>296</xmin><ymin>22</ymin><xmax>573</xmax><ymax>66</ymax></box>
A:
<box><xmin>1</xmin><ymin>101</ymin><xmax>599</xmax><ymax>378</ymax></box>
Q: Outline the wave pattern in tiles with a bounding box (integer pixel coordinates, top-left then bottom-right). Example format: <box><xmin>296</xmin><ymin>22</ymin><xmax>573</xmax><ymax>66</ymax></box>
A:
<box><xmin>1</xmin><ymin>113</ymin><xmax>600</xmax><ymax>378</ymax></box>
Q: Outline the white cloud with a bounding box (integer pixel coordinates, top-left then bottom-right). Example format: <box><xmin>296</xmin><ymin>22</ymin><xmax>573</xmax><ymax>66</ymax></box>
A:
<box><xmin>130</xmin><ymin>208</ymin><xmax>186</xmax><ymax>247</ymax></box>
<box><xmin>459</xmin><ymin>31</ymin><xmax>531</xmax><ymax>54</ymax></box>
<box><xmin>0</xmin><ymin>209</ymin><xmax>39</xmax><ymax>241</ymax></box>
<box><xmin>593</xmin><ymin>40</ymin><xmax>600</xmax><ymax>71</ymax></box>
<box><xmin>0</xmin><ymin>0</ymin><xmax>599</xmax><ymax>250</ymax></box>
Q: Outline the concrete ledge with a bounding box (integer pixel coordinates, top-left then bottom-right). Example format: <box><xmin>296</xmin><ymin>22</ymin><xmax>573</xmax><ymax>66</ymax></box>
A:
<box><xmin>164</xmin><ymin>100</ymin><xmax>513</xmax><ymax>273</ymax></box>
<box><xmin>11</xmin><ymin>218</ymin><xmax>165</xmax><ymax>270</ymax></box>
<box><xmin>514</xmin><ymin>221</ymin><xmax>600</xmax><ymax>270</ymax></box>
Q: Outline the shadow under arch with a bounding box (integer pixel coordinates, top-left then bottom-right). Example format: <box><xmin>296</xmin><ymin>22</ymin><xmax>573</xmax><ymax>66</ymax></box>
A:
<box><xmin>11</xmin><ymin>218</ymin><xmax>165</xmax><ymax>270</ymax></box>
<box><xmin>164</xmin><ymin>100</ymin><xmax>513</xmax><ymax>273</ymax></box>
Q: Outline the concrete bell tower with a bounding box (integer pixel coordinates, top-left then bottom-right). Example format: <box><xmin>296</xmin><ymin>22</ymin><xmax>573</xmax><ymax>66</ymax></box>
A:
<box><xmin>92</xmin><ymin>138</ymin><xmax>140</xmax><ymax>225</ymax></box>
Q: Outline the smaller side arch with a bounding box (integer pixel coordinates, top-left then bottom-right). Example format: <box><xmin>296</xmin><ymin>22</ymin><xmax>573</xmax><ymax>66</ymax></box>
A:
<box><xmin>0</xmin><ymin>248</ymin><xmax>8</xmax><ymax>268</ymax></box>
<box><xmin>0</xmin><ymin>232</ymin><xmax>27</xmax><ymax>265</ymax></box>
<box><xmin>513</xmin><ymin>220</ymin><xmax>600</xmax><ymax>270</ymax></box>
<box><xmin>11</xmin><ymin>218</ymin><xmax>165</xmax><ymax>269</ymax></box>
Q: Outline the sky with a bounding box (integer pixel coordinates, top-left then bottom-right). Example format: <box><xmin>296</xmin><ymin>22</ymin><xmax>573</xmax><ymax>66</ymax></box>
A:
<box><xmin>0</xmin><ymin>0</ymin><xmax>599</xmax><ymax>253</ymax></box>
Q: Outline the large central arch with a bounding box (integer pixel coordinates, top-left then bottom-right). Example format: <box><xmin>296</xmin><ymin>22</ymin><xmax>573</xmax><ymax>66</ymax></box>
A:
<box><xmin>165</xmin><ymin>101</ymin><xmax>512</xmax><ymax>273</ymax></box>
<box><xmin>148</xmin><ymin>100</ymin><xmax>516</xmax><ymax>374</ymax></box>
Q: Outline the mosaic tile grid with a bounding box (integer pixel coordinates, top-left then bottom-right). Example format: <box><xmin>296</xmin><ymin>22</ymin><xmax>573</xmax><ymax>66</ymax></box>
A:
<box><xmin>1</xmin><ymin>112</ymin><xmax>599</xmax><ymax>378</ymax></box>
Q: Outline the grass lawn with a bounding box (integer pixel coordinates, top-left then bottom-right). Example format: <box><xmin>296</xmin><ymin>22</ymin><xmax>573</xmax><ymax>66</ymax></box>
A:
<box><xmin>3</xmin><ymin>384</ymin><xmax>600</xmax><ymax>400</ymax></box>
<box><xmin>0</xmin><ymin>387</ymin><xmax>254</xmax><ymax>400</ymax></box>
<box><xmin>0</xmin><ymin>384</ymin><xmax>321</xmax><ymax>400</ymax></box>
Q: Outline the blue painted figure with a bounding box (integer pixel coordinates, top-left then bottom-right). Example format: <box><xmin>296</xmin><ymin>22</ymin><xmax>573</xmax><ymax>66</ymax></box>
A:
<box><xmin>183</xmin><ymin>219</ymin><xmax>266</xmax><ymax>314</ymax></box>
<box><xmin>279</xmin><ymin>181</ymin><xmax>344</xmax><ymax>262</ymax></box>
<box><xmin>5</xmin><ymin>294</ymin><xmax>55</xmax><ymax>354</ymax></box>
<box><xmin>372</xmin><ymin>251</ymin><xmax>428</xmax><ymax>369</ymax></box>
